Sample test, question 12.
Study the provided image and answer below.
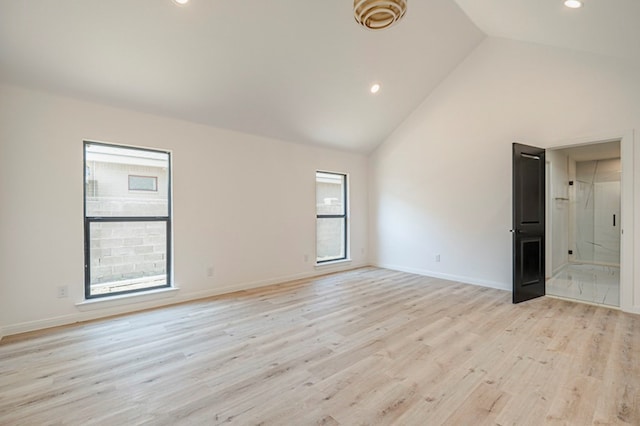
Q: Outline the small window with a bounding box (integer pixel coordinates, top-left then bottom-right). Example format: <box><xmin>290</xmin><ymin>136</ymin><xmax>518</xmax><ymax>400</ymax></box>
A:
<box><xmin>84</xmin><ymin>142</ymin><xmax>171</xmax><ymax>298</ymax></box>
<box><xmin>316</xmin><ymin>171</ymin><xmax>348</xmax><ymax>263</ymax></box>
<box><xmin>128</xmin><ymin>175</ymin><xmax>158</xmax><ymax>191</ymax></box>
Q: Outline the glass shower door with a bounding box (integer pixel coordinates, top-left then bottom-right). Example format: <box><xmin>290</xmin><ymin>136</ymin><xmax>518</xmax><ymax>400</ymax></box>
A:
<box><xmin>574</xmin><ymin>179</ymin><xmax>595</xmax><ymax>263</ymax></box>
<box><xmin>593</xmin><ymin>181</ymin><xmax>621</xmax><ymax>265</ymax></box>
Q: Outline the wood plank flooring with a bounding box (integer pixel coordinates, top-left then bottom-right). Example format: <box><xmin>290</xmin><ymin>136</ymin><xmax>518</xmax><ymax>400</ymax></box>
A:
<box><xmin>1</xmin><ymin>267</ymin><xmax>639</xmax><ymax>425</ymax></box>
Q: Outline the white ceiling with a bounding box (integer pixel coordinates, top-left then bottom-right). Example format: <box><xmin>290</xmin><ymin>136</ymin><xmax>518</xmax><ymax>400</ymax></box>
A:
<box><xmin>554</xmin><ymin>140</ymin><xmax>620</xmax><ymax>162</ymax></box>
<box><xmin>0</xmin><ymin>1</ymin><xmax>637</xmax><ymax>153</ymax></box>
<box><xmin>453</xmin><ymin>0</ymin><xmax>640</xmax><ymax>64</ymax></box>
<box><xmin>0</xmin><ymin>0</ymin><xmax>483</xmax><ymax>153</ymax></box>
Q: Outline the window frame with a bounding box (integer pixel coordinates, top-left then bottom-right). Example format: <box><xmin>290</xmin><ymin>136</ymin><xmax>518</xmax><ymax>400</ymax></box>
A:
<box><xmin>315</xmin><ymin>170</ymin><xmax>348</xmax><ymax>264</ymax></box>
<box><xmin>83</xmin><ymin>141</ymin><xmax>172</xmax><ymax>299</ymax></box>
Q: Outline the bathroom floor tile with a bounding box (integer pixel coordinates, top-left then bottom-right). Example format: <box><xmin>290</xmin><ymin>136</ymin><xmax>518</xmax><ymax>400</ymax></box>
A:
<box><xmin>547</xmin><ymin>264</ymin><xmax>620</xmax><ymax>307</ymax></box>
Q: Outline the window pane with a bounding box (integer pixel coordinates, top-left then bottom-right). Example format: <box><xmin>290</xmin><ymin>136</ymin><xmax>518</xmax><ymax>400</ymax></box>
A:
<box><xmin>85</xmin><ymin>144</ymin><xmax>169</xmax><ymax>217</ymax></box>
<box><xmin>316</xmin><ymin>218</ymin><xmax>345</xmax><ymax>262</ymax></box>
<box><xmin>128</xmin><ymin>175</ymin><xmax>157</xmax><ymax>191</ymax></box>
<box><xmin>316</xmin><ymin>172</ymin><xmax>345</xmax><ymax>216</ymax></box>
<box><xmin>89</xmin><ymin>221</ymin><xmax>167</xmax><ymax>296</ymax></box>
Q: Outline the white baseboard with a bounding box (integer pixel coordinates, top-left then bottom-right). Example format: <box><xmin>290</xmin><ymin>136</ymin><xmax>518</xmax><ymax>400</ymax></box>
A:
<box><xmin>0</xmin><ymin>262</ymin><xmax>368</xmax><ymax>339</ymax></box>
<box><xmin>375</xmin><ymin>263</ymin><xmax>511</xmax><ymax>292</ymax></box>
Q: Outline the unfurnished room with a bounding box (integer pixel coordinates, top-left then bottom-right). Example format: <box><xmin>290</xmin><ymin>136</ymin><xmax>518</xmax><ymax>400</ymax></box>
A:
<box><xmin>1</xmin><ymin>0</ymin><xmax>639</xmax><ymax>424</ymax></box>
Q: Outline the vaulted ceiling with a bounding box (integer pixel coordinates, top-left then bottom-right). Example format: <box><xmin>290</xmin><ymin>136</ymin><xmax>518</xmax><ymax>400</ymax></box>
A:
<box><xmin>0</xmin><ymin>1</ymin><xmax>636</xmax><ymax>153</ymax></box>
<box><xmin>454</xmin><ymin>0</ymin><xmax>640</xmax><ymax>64</ymax></box>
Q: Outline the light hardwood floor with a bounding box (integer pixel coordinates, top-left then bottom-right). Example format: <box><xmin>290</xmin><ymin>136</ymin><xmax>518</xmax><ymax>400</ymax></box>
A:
<box><xmin>1</xmin><ymin>267</ymin><xmax>639</xmax><ymax>425</ymax></box>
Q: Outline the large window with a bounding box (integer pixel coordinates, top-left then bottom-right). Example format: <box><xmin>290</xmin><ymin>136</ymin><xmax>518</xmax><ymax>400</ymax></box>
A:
<box><xmin>316</xmin><ymin>171</ymin><xmax>347</xmax><ymax>263</ymax></box>
<box><xmin>84</xmin><ymin>142</ymin><xmax>171</xmax><ymax>298</ymax></box>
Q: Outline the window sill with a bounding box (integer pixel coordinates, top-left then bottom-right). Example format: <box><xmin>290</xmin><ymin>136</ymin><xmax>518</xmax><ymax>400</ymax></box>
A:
<box><xmin>315</xmin><ymin>258</ymin><xmax>352</xmax><ymax>268</ymax></box>
<box><xmin>75</xmin><ymin>287</ymin><xmax>179</xmax><ymax>311</ymax></box>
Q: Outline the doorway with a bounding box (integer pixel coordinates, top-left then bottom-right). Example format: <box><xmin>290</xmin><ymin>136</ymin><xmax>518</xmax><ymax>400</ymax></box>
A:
<box><xmin>546</xmin><ymin>140</ymin><xmax>621</xmax><ymax>307</ymax></box>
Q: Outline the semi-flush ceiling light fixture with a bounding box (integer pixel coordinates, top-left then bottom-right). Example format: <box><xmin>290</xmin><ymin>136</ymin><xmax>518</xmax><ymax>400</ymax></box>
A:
<box><xmin>173</xmin><ymin>0</ymin><xmax>189</xmax><ymax>5</ymax></box>
<box><xmin>354</xmin><ymin>0</ymin><xmax>407</xmax><ymax>30</ymax></box>
<box><xmin>564</xmin><ymin>0</ymin><xmax>583</xmax><ymax>8</ymax></box>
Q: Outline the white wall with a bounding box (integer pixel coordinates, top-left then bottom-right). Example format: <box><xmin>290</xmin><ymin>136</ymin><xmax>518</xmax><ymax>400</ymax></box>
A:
<box><xmin>369</xmin><ymin>37</ymin><xmax>640</xmax><ymax>313</ymax></box>
<box><xmin>0</xmin><ymin>85</ymin><xmax>369</xmax><ymax>338</ymax></box>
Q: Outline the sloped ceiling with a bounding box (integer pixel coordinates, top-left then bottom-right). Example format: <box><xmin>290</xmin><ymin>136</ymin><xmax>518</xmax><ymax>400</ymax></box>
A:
<box><xmin>0</xmin><ymin>0</ymin><xmax>484</xmax><ymax>153</ymax></box>
<box><xmin>2</xmin><ymin>1</ymin><xmax>636</xmax><ymax>153</ymax></box>
<box><xmin>454</xmin><ymin>0</ymin><xmax>640</xmax><ymax>64</ymax></box>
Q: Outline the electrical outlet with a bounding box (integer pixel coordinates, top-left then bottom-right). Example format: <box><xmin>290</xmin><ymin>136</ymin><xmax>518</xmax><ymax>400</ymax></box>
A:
<box><xmin>435</xmin><ymin>254</ymin><xmax>441</xmax><ymax>262</ymax></box>
<box><xmin>304</xmin><ymin>254</ymin><xmax>309</xmax><ymax>262</ymax></box>
<box><xmin>57</xmin><ymin>285</ymin><xmax>68</xmax><ymax>298</ymax></box>
<box><xmin>207</xmin><ymin>266</ymin><xmax>214</xmax><ymax>277</ymax></box>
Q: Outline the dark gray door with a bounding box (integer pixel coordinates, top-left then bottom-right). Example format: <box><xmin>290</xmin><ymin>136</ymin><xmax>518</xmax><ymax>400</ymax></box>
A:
<box><xmin>512</xmin><ymin>143</ymin><xmax>545</xmax><ymax>303</ymax></box>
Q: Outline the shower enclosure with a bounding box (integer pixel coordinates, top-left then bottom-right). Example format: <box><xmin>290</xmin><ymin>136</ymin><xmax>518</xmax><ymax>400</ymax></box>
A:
<box><xmin>546</xmin><ymin>143</ymin><xmax>621</xmax><ymax>307</ymax></box>
<box><xmin>573</xmin><ymin>159</ymin><xmax>621</xmax><ymax>266</ymax></box>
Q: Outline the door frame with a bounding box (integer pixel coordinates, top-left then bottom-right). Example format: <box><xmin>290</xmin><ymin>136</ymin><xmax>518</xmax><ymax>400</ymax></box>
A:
<box><xmin>545</xmin><ymin>130</ymin><xmax>635</xmax><ymax>314</ymax></box>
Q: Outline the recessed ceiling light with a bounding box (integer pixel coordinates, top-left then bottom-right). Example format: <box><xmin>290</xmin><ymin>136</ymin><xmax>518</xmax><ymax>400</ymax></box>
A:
<box><xmin>370</xmin><ymin>83</ymin><xmax>381</xmax><ymax>94</ymax></box>
<box><xmin>564</xmin><ymin>0</ymin><xmax>583</xmax><ymax>8</ymax></box>
<box><xmin>173</xmin><ymin>0</ymin><xmax>189</xmax><ymax>5</ymax></box>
